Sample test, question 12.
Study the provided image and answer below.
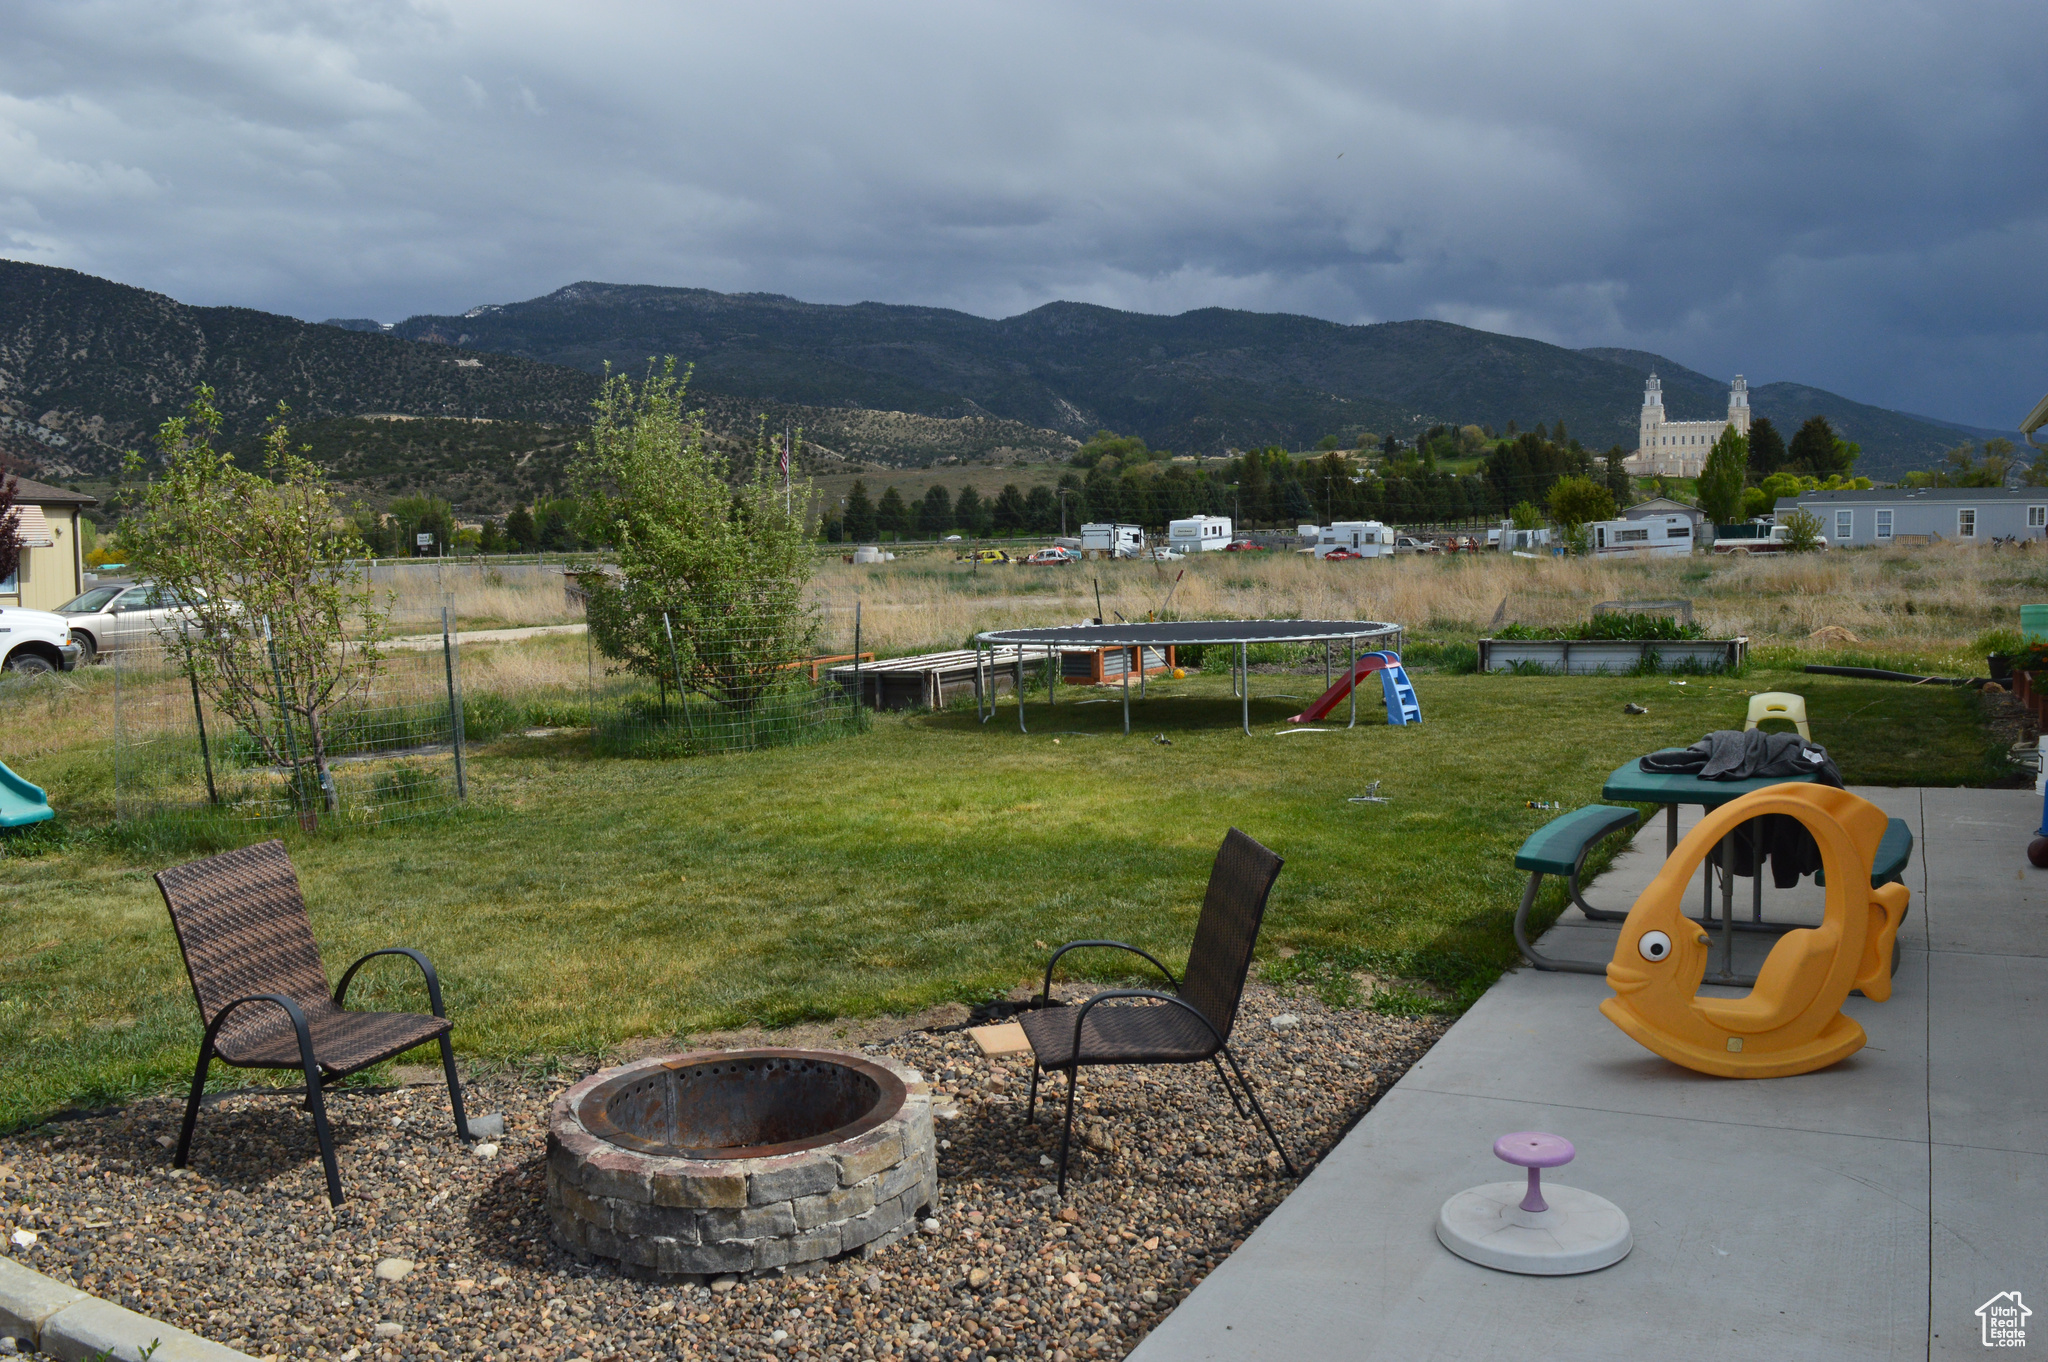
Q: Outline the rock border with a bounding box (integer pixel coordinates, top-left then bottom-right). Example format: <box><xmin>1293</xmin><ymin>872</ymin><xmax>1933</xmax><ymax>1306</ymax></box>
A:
<box><xmin>0</xmin><ymin>1253</ymin><xmax>256</xmax><ymax>1361</ymax></box>
<box><xmin>547</xmin><ymin>1050</ymin><xmax>937</xmax><ymax>1279</ymax></box>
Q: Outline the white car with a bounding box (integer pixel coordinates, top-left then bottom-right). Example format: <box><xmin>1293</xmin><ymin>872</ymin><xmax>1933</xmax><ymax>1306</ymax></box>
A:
<box><xmin>0</xmin><ymin>606</ymin><xmax>83</xmax><ymax>674</ymax></box>
<box><xmin>54</xmin><ymin>581</ymin><xmax>207</xmax><ymax>663</ymax></box>
<box><xmin>1152</xmin><ymin>546</ymin><xmax>1185</xmax><ymax>561</ymax></box>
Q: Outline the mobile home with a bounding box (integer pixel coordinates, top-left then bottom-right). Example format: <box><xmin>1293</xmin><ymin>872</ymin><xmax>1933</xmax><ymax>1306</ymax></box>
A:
<box><xmin>1167</xmin><ymin>515</ymin><xmax>1233</xmax><ymax>553</ymax></box>
<box><xmin>1774</xmin><ymin>487</ymin><xmax>2048</xmax><ymax>547</ymax></box>
<box><xmin>1589</xmin><ymin>513</ymin><xmax>1695</xmax><ymax>558</ymax></box>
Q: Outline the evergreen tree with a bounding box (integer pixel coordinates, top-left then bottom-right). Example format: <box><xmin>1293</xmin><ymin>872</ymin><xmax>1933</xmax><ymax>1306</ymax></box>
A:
<box><xmin>991</xmin><ymin>483</ymin><xmax>1028</xmax><ymax>533</ymax></box>
<box><xmin>1024</xmin><ymin>484</ymin><xmax>1057</xmax><ymax>532</ymax></box>
<box><xmin>1788</xmin><ymin>416</ymin><xmax>1843</xmax><ymax>476</ymax></box>
<box><xmin>1602</xmin><ymin>446</ymin><xmax>1632</xmax><ymax>506</ymax></box>
<box><xmin>954</xmin><ymin>485</ymin><xmax>989</xmax><ymax>536</ymax></box>
<box><xmin>917</xmin><ymin>484</ymin><xmax>952</xmax><ymax>534</ymax></box>
<box><xmin>844</xmin><ymin>479</ymin><xmax>877</xmax><ymax>541</ymax></box>
<box><xmin>1747</xmin><ymin>416</ymin><xmax>1789</xmax><ymax>479</ymax></box>
<box><xmin>875</xmin><ymin>485</ymin><xmax>909</xmax><ymax>537</ymax></box>
<box><xmin>1697</xmin><ymin>426</ymin><xmax>1749</xmax><ymax>525</ymax></box>
<box><xmin>506</xmin><ymin>504</ymin><xmax>537</xmax><ymax>551</ymax></box>
<box><xmin>1281</xmin><ymin>479</ymin><xmax>1314</xmax><ymax>524</ymax></box>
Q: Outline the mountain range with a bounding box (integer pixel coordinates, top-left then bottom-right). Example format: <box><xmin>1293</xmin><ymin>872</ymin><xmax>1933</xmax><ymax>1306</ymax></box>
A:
<box><xmin>384</xmin><ymin>283</ymin><xmax>2001</xmax><ymax>477</ymax></box>
<box><xmin>0</xmin><ymin>260</ymin><xmax>2001</xmax><ymax>492</ymax></box>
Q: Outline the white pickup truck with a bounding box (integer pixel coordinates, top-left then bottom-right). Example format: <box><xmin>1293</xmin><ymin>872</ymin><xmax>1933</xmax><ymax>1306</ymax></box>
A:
<box><xmin>0</xmin><ymin>605</ymin><xmax>84</xmax><ymax>675</ymax></box>
<box><xmin>1711</xmin><ymin>522</ymin><xmax>1829</xmax><ymax>555</ymax></box>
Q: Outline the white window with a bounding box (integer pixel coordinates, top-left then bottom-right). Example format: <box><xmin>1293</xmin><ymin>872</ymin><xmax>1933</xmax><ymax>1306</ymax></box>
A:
<box><xmin>1959</xmin><ymin>509</ymin><xmax>1977</xmax><ymax>538</ymax></box>
<box><xmin>1615</xmin><ymin>528</ymin><xmax>1650</xmax><ymax>543</ymax></box>
<box><xmin>2030</xmin><ymin>505</ymin><xmax>2046</xmax><ymax>529</ymax></box>
<box><xmin>1835</xmin><ymin>510</ymin><xmax>1852</xmax><ymax>542</ymax></box>
<box><xmin>1668</xmin><ymin>524</ymin><xmax>1691</xmax><ymax>538</ymax></box>
<box><xmin>1876</xmin><ymin>509</ymin><xmax>1892</xmax><ymax>539</ymax></box>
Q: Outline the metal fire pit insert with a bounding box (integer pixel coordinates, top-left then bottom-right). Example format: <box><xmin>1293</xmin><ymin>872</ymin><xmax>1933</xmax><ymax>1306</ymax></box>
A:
<box><xmin>548</xmin><ymin>1049</ymin><xmax>937</xmax><ymax>1278</ymax></box>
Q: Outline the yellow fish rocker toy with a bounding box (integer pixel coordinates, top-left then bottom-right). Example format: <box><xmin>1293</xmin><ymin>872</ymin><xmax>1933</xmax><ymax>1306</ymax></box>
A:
<box><xmin>1600</xmin><ymin>784</ymin><xmax>1909</xmax><ymax>1078</ymax></box>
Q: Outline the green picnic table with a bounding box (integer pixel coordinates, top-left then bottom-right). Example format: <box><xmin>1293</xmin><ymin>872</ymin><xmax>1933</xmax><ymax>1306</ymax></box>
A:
<box><xmin>1600</xmin><ymin>752</ymin><xmax>1822</xmax><ymax>986</ymax></box>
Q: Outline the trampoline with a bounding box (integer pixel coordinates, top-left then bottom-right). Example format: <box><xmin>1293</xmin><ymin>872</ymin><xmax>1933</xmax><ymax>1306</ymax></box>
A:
<box><xmin>973</xmin><ymin>619</ymin><xmax>1404</xmax><ymax>735</ymax></box>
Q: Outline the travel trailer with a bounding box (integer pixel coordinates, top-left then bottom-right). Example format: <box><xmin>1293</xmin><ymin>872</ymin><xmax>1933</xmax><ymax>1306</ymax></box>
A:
<box><xmin>1588</xmin><ymin>514</ymin><xmax>1695</xmax><ymax>559</ymax></box>
<box><xmin>1079</xmin><ymin>523</ymin><xmax>1145</xmax><ymax>558</ymax></box>
<box><xmin>1312</xmin><ymin>521</ymin><xmax>1394</xmax><ymax>558</ymax></box>
<box><xmin>1167</xmin><ymin>515</ymin><xmax>1233</xmax><ymax>553</ymax></box>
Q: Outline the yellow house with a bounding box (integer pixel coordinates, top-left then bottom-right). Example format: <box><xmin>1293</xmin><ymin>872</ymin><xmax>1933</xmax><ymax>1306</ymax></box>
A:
<box><xmin>2</xmin><ymin>476</ymin><xmax>100</xmax><ymax>612</ymax></box>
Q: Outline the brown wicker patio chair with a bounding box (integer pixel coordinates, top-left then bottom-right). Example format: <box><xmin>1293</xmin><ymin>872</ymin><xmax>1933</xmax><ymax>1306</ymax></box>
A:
<box><xmin>155</xmin><ymin>840</ymin><xmax>472</xmax><ymax>1206</ymax></box>
<box><xmin>1019</xmin><ymin>827</ymin><xmax>1298</xmax><ymax>1193</ymax></box>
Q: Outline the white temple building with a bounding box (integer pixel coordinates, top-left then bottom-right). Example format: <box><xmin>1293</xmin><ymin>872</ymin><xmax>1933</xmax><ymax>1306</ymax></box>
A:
<box><xmin>1622</xmin><ymin>373</ymin><xmax>1750</xmax><ymax>477</ymax></box>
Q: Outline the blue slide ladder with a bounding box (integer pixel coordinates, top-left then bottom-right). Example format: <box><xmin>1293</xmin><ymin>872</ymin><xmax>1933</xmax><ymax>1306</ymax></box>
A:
<box><xmin>1368</xmin><ymin>652</ymin><xmax>1422</xmax><ymax>726</ymax></box>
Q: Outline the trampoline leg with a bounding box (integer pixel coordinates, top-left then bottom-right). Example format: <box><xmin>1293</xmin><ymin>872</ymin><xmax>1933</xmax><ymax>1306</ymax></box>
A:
<box><xmin>1047</xmin><ymin>651</ymin><xmax>1056</xmax><ymax>707</ymax></box>
<box><xmin>1122</xmin><ymin>654</ymin><xmax>1131</xmax><ymax>734</ymax></box>
<box><xmin>1017</xmin><ymin>653</ymin><xmax>1027</xmax><ymax>733</ymax></box>
<box><xmin>1241</xmin><ymin>642</ymin><xmax>1250</xmax><ymax>736</ymax></box>
<box><xmin>1140</xmin><ymin>647</ymin><xmax>1147</xmax><ymax>700</ymax></box>
<box><xmin>1348</xmin><ymin>636</ymin><xmax>1357</xmax><ymax>728</ymax></box>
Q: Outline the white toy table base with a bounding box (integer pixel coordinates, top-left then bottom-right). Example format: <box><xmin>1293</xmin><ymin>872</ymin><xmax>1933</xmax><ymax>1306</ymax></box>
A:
<box><xmin>1435</xmin><ymin>1180</ymin><xmax>1633</xmax><ymax>1275</ymax></box>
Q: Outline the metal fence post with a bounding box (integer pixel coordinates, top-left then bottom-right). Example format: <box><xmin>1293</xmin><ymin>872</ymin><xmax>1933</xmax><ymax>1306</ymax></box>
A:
<box><xmin>852</xmin><ymin>602</ymin><xmax>863</xmax><ymax>713</ymax></box>
<box><xmin>663</xmin><ymin>611</ymin><xmax>695</xmax><ymax>740</ymax></box>
<box><xmin>180</xmin><ymin>623</ymin><xmax>218</xmax><ymax>805</ymax></box>
<box><xmin>442</xmin><ymin>605</ymin><xmax>467</xmax><ymax>800</ymax></box>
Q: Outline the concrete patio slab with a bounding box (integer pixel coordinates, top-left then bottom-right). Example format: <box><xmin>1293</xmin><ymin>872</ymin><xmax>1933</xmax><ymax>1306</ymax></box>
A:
<box><xmin>1131</xmin><ymin>786</ymin><xmax>2041</xmax><ymax>1361</ymax></box>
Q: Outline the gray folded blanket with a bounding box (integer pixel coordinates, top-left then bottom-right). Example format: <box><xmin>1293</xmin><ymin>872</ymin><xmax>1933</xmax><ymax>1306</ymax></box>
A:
<box><xmin>1639</xmin><ymin>729</ymin><xmax>1843</xmax><ymax>788</ymax></box>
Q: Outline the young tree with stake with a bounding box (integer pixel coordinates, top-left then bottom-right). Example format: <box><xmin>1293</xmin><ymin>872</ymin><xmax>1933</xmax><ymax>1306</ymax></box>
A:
<box><xmin>125</xmin><ymin>388</ymin><xmax>388</xmax><ymax>814</ymax></box>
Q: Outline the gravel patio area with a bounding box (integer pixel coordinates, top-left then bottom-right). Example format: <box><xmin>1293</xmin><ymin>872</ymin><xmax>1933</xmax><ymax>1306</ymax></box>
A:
<box><xmin>0</xmin><ymin>983</ymin><xmax>1446</xmax><ymax>1361</ymax></box>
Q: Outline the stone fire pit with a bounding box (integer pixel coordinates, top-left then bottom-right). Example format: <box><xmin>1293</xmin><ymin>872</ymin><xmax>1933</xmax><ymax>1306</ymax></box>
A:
<box><xmin>547</xmin><ymin>1049</ymin><xmax>937</xmax><ymax>1278</ymax></box>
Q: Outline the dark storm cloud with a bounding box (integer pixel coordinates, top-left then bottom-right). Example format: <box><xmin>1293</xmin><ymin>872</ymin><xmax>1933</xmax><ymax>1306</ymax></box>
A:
<box><xmin>2</xmin><ymin>0</ymin><xmax>2043</xmax><ymax>425</ymax></box>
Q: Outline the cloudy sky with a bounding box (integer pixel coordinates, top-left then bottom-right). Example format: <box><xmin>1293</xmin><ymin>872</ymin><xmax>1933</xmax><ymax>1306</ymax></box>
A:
<box><xmin>3</xmin><ymin>1</ymin><xmax>2043</xmax><ymax>426</ymax></box>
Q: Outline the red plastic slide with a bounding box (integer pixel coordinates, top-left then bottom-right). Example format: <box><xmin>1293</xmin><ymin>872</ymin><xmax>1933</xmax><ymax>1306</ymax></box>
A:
<box><xmin>1289</xmin><ymin>656</ymin><xmax>1394</xmax><ymax>723</ymax></box>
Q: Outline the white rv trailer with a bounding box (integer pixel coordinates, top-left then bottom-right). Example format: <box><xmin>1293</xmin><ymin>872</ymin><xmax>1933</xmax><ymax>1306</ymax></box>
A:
<box><xmin>1588</xmin><ymin>514</ymin><xmax>1695</xmax><ymax>558</ymax></box>
<box><xmin>1167</xmin><ymin>515</ymin><xmax>1234</xmax><ymax>553</ymax></box>
<box><xmin>1079</xmin><ymin>523</ymin><xmax>1145</xmax><ymax>558</ymax></box>
<box><xmin>1313</xmin><ymin>521</ymin><xmax>1394</xmax><ymax>558</ymax></box>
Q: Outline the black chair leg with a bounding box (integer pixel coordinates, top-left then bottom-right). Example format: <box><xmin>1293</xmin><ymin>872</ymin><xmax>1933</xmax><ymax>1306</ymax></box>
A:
<box><xmin>291</xmin><ymin>1037</ymin><xmax>344</xmax><ymax>1207</ymax></box>
<box><xmin>173</xmin><ymin>1044</ymin><xmax>213</xmax><ymax>1169</ymax></box>
<box><xmin>439</xmin><ymin>1033</ymin><xmax>473</xmax><ymax>1141</ymax></box>
<box><xmin>1027</xmin><ymin>1062</ymin><xmax>1040</xmax><ymax>1121</ymax></box>
<box><xmin>1056</xmin><ymin>1065</ymin><xmax>1081</xmax><ymax>1196</ymax></box>
<box><xmin>1222</xmin><ymin>1046</ymin><xmax>1298</xmax><ymax>1178</ymax></box>
<box><xmin>1210</xmin><ymin>1056</ymin><xmax>1249</xmax><ymax>1118</ymax></box>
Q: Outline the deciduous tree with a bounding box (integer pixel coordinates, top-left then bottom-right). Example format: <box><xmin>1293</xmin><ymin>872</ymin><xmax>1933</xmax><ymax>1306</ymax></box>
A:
<box><xmin>125</xmin><ymin>387</ymin><xmax>387</xmax><ymax>814</ymax></box>
<box><xmin>577</xmin><ymin>362</ymin><xmax>815</xmax><ymax>715</ymax></box>
<box><xmin>1544</xmin><ymin>475</ymin><xmax>1615</xmax><ymax>532</ymax></box>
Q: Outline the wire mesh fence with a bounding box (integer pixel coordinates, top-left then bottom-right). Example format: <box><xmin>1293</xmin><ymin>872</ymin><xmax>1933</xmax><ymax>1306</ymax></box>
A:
<box><xmin>580</xmin><ymin>584</ymin><xmax>869</xmax><ymax>758</ymax></box>
<box><xmin>112</xmin><ymin>607</ymin><xmax>470</xmax><ymax>832</ymax></box>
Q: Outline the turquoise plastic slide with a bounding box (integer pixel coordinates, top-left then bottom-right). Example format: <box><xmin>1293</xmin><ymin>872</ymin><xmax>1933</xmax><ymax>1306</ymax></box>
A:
<box><xmin>0</xmin><ymin>760</ymin><xmax>54</xmax><ymax>827</ymax></box>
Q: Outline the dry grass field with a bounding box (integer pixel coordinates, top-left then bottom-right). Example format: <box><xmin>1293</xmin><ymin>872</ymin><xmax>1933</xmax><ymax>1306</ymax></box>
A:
<box><xmin>813</xmin><ymin>542</ymin><xmax>2033</xmax><ymax>667</ymax></box>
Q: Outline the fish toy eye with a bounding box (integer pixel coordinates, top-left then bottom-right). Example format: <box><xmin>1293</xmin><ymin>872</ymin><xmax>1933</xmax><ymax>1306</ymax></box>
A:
<box><xmin>1638</xmin><ymin>930</ymin><xmax>1673</xmax><ymax>962</ymax></box>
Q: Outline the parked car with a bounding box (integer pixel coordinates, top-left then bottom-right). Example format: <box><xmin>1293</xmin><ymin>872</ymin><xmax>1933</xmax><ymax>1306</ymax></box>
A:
<box><xmin>963</xmin><ymin>548</ymin><xmax>1010</xmax><ymax>564</ymax></box>
<box><xmin>1393</xmin><ymin>535</ymin><xmax>1441</xmax><ymax>554</ymax></box>
<box><xmin>1224</xmin><ymin>540</ymin><xmax>1267</xmax><ymax>552</ymax></box>
<box><xmin>1322</xmin><ymin>548</ymin><xmax>1364</xmax><ymax>560</ymax></box>
<box><xmin>1151</xmin><ymin>546</ymin><xmax>1186</xmax><ymax>561</ymax></box>
<box><xmin>0</xmin><ymin>606</ymin><xmax>83</xmax><ymax>674</ymax></box>
<box><xmin>54</xmin><ymin>581</ymin><xmax>207</xmax><ymax>663</ymax></box>
<box><xmin>1024</xmin><ymin>546</ymin><xmax>1077</xmax><ymax>566</ymax></box>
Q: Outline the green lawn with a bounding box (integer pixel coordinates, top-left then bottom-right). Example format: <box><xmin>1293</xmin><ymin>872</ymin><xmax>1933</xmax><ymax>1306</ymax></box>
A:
<box><xmin>0</xmin><ymin>665</ymin><xmax>2008</xmax><ymax>1132</ymax></box>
